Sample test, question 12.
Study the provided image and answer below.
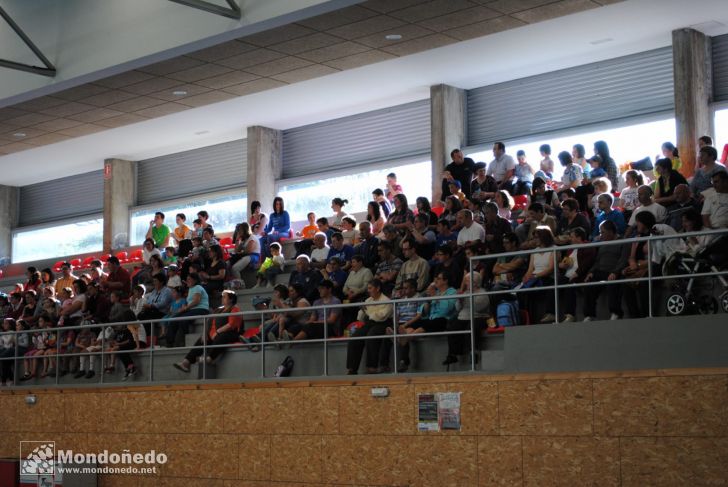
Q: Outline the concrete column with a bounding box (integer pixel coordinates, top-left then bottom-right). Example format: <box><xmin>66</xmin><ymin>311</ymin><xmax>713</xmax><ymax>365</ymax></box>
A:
<box><xmin>246</xmin><ymin>126</ymin><xmax>282</xmax><ymax>219</ymax></box>
<box><xmin>0</xmin><ymin>185</ymin><xmax>19</xmax><ymax>263</ymax></box>
<box><xmin>103</xmin><ymin>159</ymin><xmax>135</xmax><ymax>253</ymax></box>
<box><xmin>430</xmin><ymin>84</ymin><xmax>466</xmax><ymax>203</ymax></box>
<box><xmin>673</xmin><ymin>28</ymin><xmax>713</xmax><ymax>178</ymax></box>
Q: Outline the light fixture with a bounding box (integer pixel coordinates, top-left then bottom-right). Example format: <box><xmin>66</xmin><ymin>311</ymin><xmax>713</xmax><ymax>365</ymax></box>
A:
<box><xmin>172</xmin><ymin>90</ymin><xmax>188</xmax><ymax>96</ymax></box>
<box><xmin>371</xmin><ymin>387</ymin><xmax>389</xmax><ymax>398</ymax></box>
<box><xmin>385</xmin><ymin>34</ymin><xmax>402</xmax><ymax>41</ymax></box>
<box><xmin>25</xmin><ymin>394</ymin><xmax>37</xmax><ymax>405</ymax></box>
<box><xmin>13</xmin><ymin>132</ymin><xmax>26</xmax><ymax>138</ymax></box>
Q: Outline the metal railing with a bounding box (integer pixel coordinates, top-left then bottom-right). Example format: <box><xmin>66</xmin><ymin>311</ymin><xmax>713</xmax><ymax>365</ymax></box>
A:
<box><xmin>1</xmin><ymin>227</ymin><xmax>726</xmax><ymax>388</ymax></box>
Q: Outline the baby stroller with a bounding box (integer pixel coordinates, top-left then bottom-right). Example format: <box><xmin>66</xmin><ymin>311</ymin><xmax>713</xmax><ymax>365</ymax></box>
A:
<box><xmin>663</xmin><ymin>237</ymin><xmax>728</xmax><ymax>316</ymax></box>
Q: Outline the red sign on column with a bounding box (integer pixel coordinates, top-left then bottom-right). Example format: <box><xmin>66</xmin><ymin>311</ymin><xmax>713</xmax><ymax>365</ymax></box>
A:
<box><xmin>104</xmin><ymin>163</ymin><xmax>112</xmax><ymax>180</ymax></box>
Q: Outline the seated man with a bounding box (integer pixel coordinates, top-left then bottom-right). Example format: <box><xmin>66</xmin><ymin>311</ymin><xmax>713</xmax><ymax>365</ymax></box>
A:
<box><xmin>430</xmin><ymin>245</ymin><xmax>463</xmax><ymax>290</ymax></box>
<box><xmin>455</xmin><ymin>209</ymin><xmax>485</xmax><ymax>247</ymax></box>
<box><xmin>407</xmin><ymin>214</ymin><xmax>437</xmax><ymax>261</ymax></box>
<box><xmin>374</xmin><ymin>241</ymin><xmax>402</xmax><ymax>297</ymax></box>
<box><xmin>555</xmin><ymin>199</ymin><xmax>591</xmax><ymax>245</ymax></box>
<box><xmin>288</xmin><ymin>255</ymin><xmax>322</xmax><ymax>303</ymax></box>
<box><xmin>354</xmin><ymin>221</ymin><xmax>379</xmax><ymax>270</ymax></box>
<box><xmin>394</xmin><ymin>238</ymin><xmax>430</xmax><ymax>297</ymax></box>
<box><xmin>515</xmin><ymin>203</ymin><xmax>557</xmax><ymax>249</ymax></box>
<box><xmin>327</xmin><ymin>232</ymin><xmax>354</xmax><ymax>270</ymax></box>
<box><xmin>665</xmin><ymin>184</ymin><xmax>698</xmax><ymax>231</ymax></box>
<box><xmin>483</xmin><ymin>202</ymin><xmax>512</xmax><ymax>255</ymax></box>
<box><xmin>625</xmin><ymin>185</ymin><xmax>666</xmax><ymax>237</ymax></box>
<box><xmin>310</xmin><ymin>232</ymin><xmax>330</xmax><ymax>268</ymax></box>
<box><xmin>702</xmin><ymin>171</ymin><xmax>728</xmax><ymax>229</ymax></box>
<box><xmin>345</xmin><ymin>278</ymin><xmax>392</xmax><ymax>375</ymax></box>
<box><xmin>486</xmin><ymin>141</ymin><xmax>516</xmax><ymax>193</ymax></box>
<box><xmin>582</xmin><ymin>221</ymin><xmax>630</xmax><ymax>321</ymax></box>
<box><xmin>100</xmin><ymin>256</ymin><xmax>131</xmax><ymax>300</ymax></box>
<box><xmin>591</xmin><ymin>193</ymin><xmax>626</xmax><ymax>239</ymax></box>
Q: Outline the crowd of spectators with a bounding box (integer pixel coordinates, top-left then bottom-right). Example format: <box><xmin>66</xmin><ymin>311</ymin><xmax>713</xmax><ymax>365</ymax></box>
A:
<box><xmin>2</xmin><ymin>136</ymin><xmax>728</xmax><ymax>382</ymax></box>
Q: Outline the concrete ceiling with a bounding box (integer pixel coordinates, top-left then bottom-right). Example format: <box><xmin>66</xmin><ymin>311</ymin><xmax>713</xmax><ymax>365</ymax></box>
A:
<box><xmin>1</xmin><ymin>0</ymin><xmax>728</xmax><ymax>187</ymax></box>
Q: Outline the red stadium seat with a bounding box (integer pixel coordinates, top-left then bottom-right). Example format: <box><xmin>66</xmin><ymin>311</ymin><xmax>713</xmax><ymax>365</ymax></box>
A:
<box><xmin>115</xmin><ymin>251</ymin><xmax>129</xmax><ymax>263</ymax></box>
<box><xmin>52</xmin><ymin>260</ymin><xmax>65</xmax><ymax>273</ymax></box>
<box><xmin>129</xmin><ymin>249</ymin><xmax>143</xmax><ymax>262</ymax></box>
<box><xmin>432</xmin><ymin>206</ymin><xmax>445</xmax><ymax>217</ymax></box>
<box><xmin>99</xmin><ymin>254</ymin><xmax>112</xmax><ymax>263</ymax></box>
<box><xmin>486</xmin><ymin>326</ymin><xmax>505</xmax><ymax>334</ymax></box>
<box><xmin>278</xmin><ymin>229</ymin><xmax>295</xmax><ymax>242</ymax></box>
<box><xmin>512</xmin><ymin>195</ymin><xmax>528</xmax><ymax>211</ymax></box>
<box><xmin>70</xmin><ymin>258</ymin><xmax>82</xmax><ymax>268</ymax></box>
<box><xmin>219</xmin><ymin>236</ymin><xmax>233</xmax><ymax>246</ymax></box>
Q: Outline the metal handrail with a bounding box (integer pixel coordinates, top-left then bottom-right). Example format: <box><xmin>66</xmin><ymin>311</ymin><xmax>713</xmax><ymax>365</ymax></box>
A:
<box><xmin>1</xmin><ymin>227</ymin><xmax>726</xmax><ymax>387</ymax></box>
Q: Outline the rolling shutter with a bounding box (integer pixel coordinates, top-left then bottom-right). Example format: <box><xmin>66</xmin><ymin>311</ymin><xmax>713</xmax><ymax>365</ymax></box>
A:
<box><xmin>137</xmin><ymin>139</ymin><xmax>247</xmax><ymax>205</ymax></box>
<box><xmin>467</xmin><ymin>47</ymin><xmax>675</xmax><ymax>146</ymax></box>
<box><xmin>282</xmin><ymin>99</ymin><xmax>430</xmax><ymax>179</ymax></box>
<box><xmin>19</xmin><ymin>170</ymin><xmax>103</xmax><ymax>227</ymax></box>
<box><xmin>713</xmin><ymin>33</ymin><xmax>728</xmax><ymax>102</ymax></box>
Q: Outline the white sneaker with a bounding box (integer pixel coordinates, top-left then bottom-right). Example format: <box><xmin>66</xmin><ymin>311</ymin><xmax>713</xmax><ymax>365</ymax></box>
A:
<box><xmin>563</xmin><ymin>314</ymin><xmax>575</xmax><ymax>322</ymax></box>
<box><xmin>540</xmin><ymin>313</ymin><xmax>556</xmax><ymax>323</ymax></box>
<box><xmin>609</xmin><ymin>313</ymin><xmax>620</xmax><ymax>321</ymax></box>
<box><xmin>583</xmin><ymin>316</ymin><xmax>593</xmax><ymax>322</ymax></box>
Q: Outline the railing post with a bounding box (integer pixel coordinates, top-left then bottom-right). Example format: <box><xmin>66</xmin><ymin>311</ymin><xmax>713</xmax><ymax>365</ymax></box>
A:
<box><xmin>260</xmin><ymin>312</ymin><xmax>265</xmax><ymax>378</ymax></box>
<box><xmin>469</xmin><ymin>255</ymin><xmax>475</xmax><ymax>371</ymax></box>
<box><xmin>149</xmin><ymin>321</ymin><xmax>154</xmax><ymax>382</ymax></box>
<box><xmin>323</xmin><ymin>305</ymin><xmax>328</xmax><ymax>377</ymax></box>
<box><xmin>392</xmin><ymin>302</ymin><xmax>398</xmax><ymax>375</ymax></box>
<box><xmin>647</xmin><ymin>238</ymin><xmax>653</xmax><ymax>318</ymax></box>
<box><xmin>553</xmin><ymin>248</ymin><xmax>560</xmax><ymax>323</ymax></box>
<box><xmin>202</xmin><ymin>316</ymin><xmax>207</xmax><ymax>379</ymax></box>
<box><xmin>100</xmin><ymin>326</ymin><xmax>105</xmax><ymax>384</ymax></box>
<box><xmin>55</xmin><ymin>327</ymin><xmax>60</xmax><ymax>385</ymax></box>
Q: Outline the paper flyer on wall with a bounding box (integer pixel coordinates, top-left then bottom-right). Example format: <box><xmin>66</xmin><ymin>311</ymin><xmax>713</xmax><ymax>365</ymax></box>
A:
<box><xmin>417</xmin><ymin>392</ymin><xmax>461</xmax><ymax>432</ymax></box>
<box><xmin>438</xmin><ymin>392</ymin><xmax>462</xmax><ymax>431</ymax></box>
<box><xmin>417</xmin><ymin>393</ymin><xmax>439</xmax><ymax>431</ymax></box>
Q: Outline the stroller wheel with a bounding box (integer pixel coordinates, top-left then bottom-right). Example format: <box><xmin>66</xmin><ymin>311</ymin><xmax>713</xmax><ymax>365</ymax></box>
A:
<box><xmin>697</xmin><ymin>295</ymin><xmax>718</xmax><ymax>315</ymax></box>
<box><xmin>720</xmin><ymin>292</ymin><xmax>728</xmax><ymax>314</ymax></box>
<box><xmin>666</xmin><ymin>293</ymin><xmax>687</xmax><ymax>316</ymax></box>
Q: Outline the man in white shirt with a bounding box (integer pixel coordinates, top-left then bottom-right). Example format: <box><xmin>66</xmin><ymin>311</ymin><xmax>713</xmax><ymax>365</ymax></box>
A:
<box><xmin>456</xmin><ymin>210</ymin><xmax>485</xmax><ymax>246</ymax></box>
<box><xmin>626</xmin><ymin>185</ymin><xmax>667</xmax><ymax>237</ymax></box>
<box><xmin>702</xmin><ymin>171</ymin><xmax>728</xmax><ymax>229</ymax></box>
<box><xmin>310</xmin><ymin>232</ymin><xmax>330</xmax><ymax>268</ymax></box>
<box><xmin>486</xmin><ymin>141</ymin><xmax>516</xmax><ymax>192</ymax></box>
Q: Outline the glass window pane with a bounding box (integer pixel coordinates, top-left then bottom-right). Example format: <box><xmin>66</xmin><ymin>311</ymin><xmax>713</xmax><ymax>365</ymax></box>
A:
<box><xmin>130</xmin><ymin>192</ymin><xmax>247</xmax><ymax>245</ymax></box>
<box><xmin>467</xmin><ymin>117</ymin><xmax>676</xmax><ymax>186</ymax></box>
<box><xmin>715</xmin><ymin>108</ymin><xmax>728</xmax><ymax>150</ymax></box>
<box><xmin>12</xmin><ymin>217</ymin><xmax>103</xmax><ymax>263</ymax></box>
<box><xmin>277</xmin><ymin>160</ymin><xmax>432</xmax><ymax>223</ymax></box>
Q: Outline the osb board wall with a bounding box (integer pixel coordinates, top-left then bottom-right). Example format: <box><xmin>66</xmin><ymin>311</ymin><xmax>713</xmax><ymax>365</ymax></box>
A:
<box><xmin>1</xmin><ymin>369</ymin><xmax>728</xmax><ymax>487</ymax></box>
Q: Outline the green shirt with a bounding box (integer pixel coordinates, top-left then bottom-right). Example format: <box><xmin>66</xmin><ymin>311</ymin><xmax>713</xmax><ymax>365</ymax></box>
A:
<box><xmin>151</xmin><ymin>224</ymin><xmax>170</xmax><ymax>248</ymax></box>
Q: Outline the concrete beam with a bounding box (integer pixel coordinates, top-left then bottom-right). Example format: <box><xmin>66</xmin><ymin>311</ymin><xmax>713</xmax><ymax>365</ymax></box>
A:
<box><xmin>0</xmin><ymin>185</ymin><xmax>18</xmax><ymax>263</ymax></box>
<box><xmin>103</xmin><ymin>159</ymin><xmax>136</xmax><ymax>253</ymax></box>
<box><xmin>673</xmin><ymin>28</ymin><xmax>713</xmax><ymax>178</ymax></box>
<box><xmin>430</xmin><ymin>84</ymin><xmax>466</xmax><ymax>203</ymax></box>
<box><xmin>246</xmin><ymin>125</ymin><xmax>282</xmax><ymax>220</ymax></box>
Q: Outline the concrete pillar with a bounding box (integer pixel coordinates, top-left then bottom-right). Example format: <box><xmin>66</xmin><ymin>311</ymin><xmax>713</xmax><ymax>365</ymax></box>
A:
<box><xmin>673</xmin><ymin>28</ymin><xmax>713</xmax><ymax>178</ymax></box>
<box><xmin>103</xmin><ymin>159</ymin><xmax>135</xmax><ymax>253</ymax></box>
<box><xmin>0</xmin><ymin>185</ymin><xmax>19</xmax><ymax>263</ymax></box>
<box><xmin>246</xmin><ymin>126</ymin><xmax>282</xmax><ymax>219</ymax></box>
<box><xmin>430</xmin><ymin>84</ymin><xmax>467</xmax><ymax>203</ymax></box>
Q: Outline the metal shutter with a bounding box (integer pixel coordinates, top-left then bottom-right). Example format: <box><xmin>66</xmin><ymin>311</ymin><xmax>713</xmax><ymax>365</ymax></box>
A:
<box><xmin>713</xmin><ymin>33</ymin><xmax>728</xmax><ymax>102</ymax></box>
<box><xmin>18</xmin><ymin>170</ymin><xmax>103</xmax><ymax>227</ymax></box>
<box><xmin>137</xmin><ymin>139</ymin><xmax>247</xmax><ymax>205</ymax></box>
<box><xmin>282</xmin><ymin>99</ymin><xmax>430</xmax><ymax>179</ymax></box>
<box><xmin>467</xmin><ymin>47</ymin><xmax>675</xmax><ymax>147</ymax></box>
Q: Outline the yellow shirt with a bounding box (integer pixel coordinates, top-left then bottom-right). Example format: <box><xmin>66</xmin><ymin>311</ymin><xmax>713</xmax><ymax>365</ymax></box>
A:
<box><xmin>174</xmin><ymin>224</ymin><xmax>191</xmax><ymax>241</ymax></box>
<box><xmin>357</xmin><ymin>293</ymin><xmax>393</xmax><ymax>322</ymax></box>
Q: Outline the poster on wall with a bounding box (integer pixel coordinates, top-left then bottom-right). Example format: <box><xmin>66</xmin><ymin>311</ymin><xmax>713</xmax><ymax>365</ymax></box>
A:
<box><xmin>438</xmin><ymin>392</ymin><xmax>461</xmax><ymax>431</ymax></box>
<box><xmin>417</xmin><ymin>392</ymin><xmax>462</xmax><ymax>432</ymax></box>
<box><xmin>417</xmin><ymin>393</ymin><xmax>439</xmax><ymax>431</ymax></box>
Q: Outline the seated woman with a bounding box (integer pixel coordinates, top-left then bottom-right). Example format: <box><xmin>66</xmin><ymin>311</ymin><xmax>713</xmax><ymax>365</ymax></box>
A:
<box><xmin>173</xmin><ymin>290</ymin><xmax>241</xmax><ymax>372</ymax></box>
<box><xmin>444</xmin><ymin>270</ymin><xmax>490</xmax><ymax>366</ymax></box>
<box><xmin>415</xmin><ymin>196</ymin><xmax>439</xmax><ymax>230</ymax></box>
<box><xmin>396</xmin><ymin>271</ymin><xmax>458</xmax><ymax>370</ymax></box>
<box><xmin>164</xmin><ymin>273</ymin><xmax>210</xmax><ymax>348</ymax></box>
<box><xmin>263</xmin><ymin>197</ymin><xmax>291</xmax><ymax>243</ymax></box>
<box><xmin>294</xmin><ymin>280</ymin><xmax>341</xmax><ymax>341</ymax></box>
<box><xmin>529</xmin><ymin>177</ymin><xmax>560</xmax><ymax>216</ymax></box>
<box><xmin>199</xmin><ymin>245</ymin><xmax>227</xmax><ymax>297</ymax></box>
<box><xmin>653</xmin><ymin>158</ymin><xmax>688</xmax><ymax>207</ymax></box>
<box><xmin>231</xmin><ymin>222</ymin><xmax>261</xmax><ymax>279</ymax></box>
<box><xmin>366</xmin><ymin>201</ymin><xmax>386</xmax><ymax>237</ymax></box>
<box><xmin>440</xmin><ymin>195</ymin><xmax>462</xmax><ymax>230</ymax></box>
<box><xmin>520</xmin><ymin>226</ymin><xmax>557</xmax><ymax>323</ymax></box>
<box><xmin>387</xmin><ymin>194</ymin><xmax>415</xmax><ymax>232</ymax></box>
<box><xmin>272</xmin><ymin>283</ymin><xmax>310</xmax><ymax>342</ymax></box>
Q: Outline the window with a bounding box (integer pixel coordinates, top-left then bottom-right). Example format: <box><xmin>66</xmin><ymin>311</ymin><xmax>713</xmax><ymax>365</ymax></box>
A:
<box><xmin>12</xmin><ymin>217</ymin><xmax>104</xmax><ymax>263</ymax></box>
<box><xmin>715</xmin><ymin>108</ymin><xmax>728</xmax><ymax>149</ymax></box>
<box><xmin>130</xmin><ymin>191</ymin><xmax>247</xmax><ymax>245</ymax></box>
<box><xmin>276</xmin><ymin>160</ymin><xmax>432</xmax><ymax>223</ymax></box>
<box><xmin>467</xmin><ymin>117</ymin><xmax>676</xmax><ymax>184</ymax></box>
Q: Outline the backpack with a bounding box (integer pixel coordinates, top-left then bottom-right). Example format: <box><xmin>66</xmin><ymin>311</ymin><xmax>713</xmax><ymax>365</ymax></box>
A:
<box><xmin>496</xmin><ymin>301</ymin><xmax>519</xmax><ymax>327</ymax></box>
<box><xmin>274</xmin><ymin>355</ymin><xmax>294</xmax><ymax>377</ymax></box>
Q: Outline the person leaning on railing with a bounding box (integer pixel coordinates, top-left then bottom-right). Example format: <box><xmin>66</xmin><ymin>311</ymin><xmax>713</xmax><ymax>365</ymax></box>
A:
<box><xmin>173</xmin><ymin>290</ymin><xmax>242</xmax><ymax>373</ymax></box>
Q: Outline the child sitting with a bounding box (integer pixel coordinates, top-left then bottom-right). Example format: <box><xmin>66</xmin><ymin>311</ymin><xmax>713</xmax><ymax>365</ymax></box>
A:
<box><xmin>166</xmin><ymin>265</ymin><xmax>182</xmax><ymax>289</ymax></box>
<box><xmin>587</xmin><ymin>155</ymin><xmax>607</xmax><ymax>179</ymax></box>
<box><xmin>255</xmin><ymin>243</ymin><xmax>285</xmax><ymax>288</ymax></box>
<box><xmin>297</xmin><ymin>212</ymin><xmax>318</xmax><ymax>239</ymax></box>
<box><xmin>130</xmin><ymin>284</ymin><xmax>146</xmax><ymax>317</ymax></box>
<box><xmin>590</xmin><ymin>177</ymin><xmax>612</xmax><ymax>218</ymax></box>
<box><xmin>161</xmin><ymin>286</ymin><xmax>187</xmax><ymax>343</ymax></box>
<box><xmin>72</xmin><ymin>326</ymin><xmax>96</xmax><ymax>378</ymax></box>
<box><xmin>340</xmin><ymin>216</ymin><xmax>359</xmax><ymax>246</ymax></box>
